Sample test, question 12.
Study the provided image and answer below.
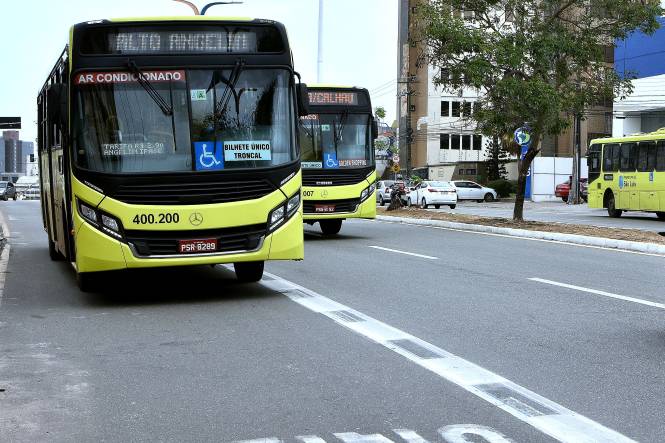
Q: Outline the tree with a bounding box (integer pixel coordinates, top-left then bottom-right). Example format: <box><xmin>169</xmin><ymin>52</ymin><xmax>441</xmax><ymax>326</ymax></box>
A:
<box><xmin>375</xmin><ymin>106</ymin><xmax>387</xmax><ymax>120</ymax></box>
<box><xmin>485</xmin><ymin>136</ymin><xmax>510</xmax><ymax>181</ymax></box>
<box><xmin>415</xmin><ymin>0</ymin><xmax>661</xmax><ymax>220</ymax></box>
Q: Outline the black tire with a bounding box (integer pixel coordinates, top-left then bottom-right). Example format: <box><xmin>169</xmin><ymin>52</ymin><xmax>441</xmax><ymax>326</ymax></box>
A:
<box><xmin>12</xmin><ymin>195</ymin><xmax>16</xmax><ymax>201</ymax></box>
<box><xmin>379</xmin><ymin>196</ymin><xmax>385</xmax><ymax>206</ymax></box>
<box><xmin>234</xmin><ymin>261</ymin><xmax>265</xmax><ymax>282</ymax></box>
<box><xmin>421</xmin><ymin>197</ymin><xmax>428</xmax><ymax>209</ymax></box>
<box><xmin>657</xmin><ymin>212</ymin><xmax>665</xmax><ymax>220</ymax></box>
<box><xmin>320</xmin><ymin>219</ymin><xmax>343</xmax><ymax>235</ymax></box>
<box><xmin>48</xmin><ymin>239</ymin><xmax>63</xmax><ymax>261</ymax></box>
<box><xmin>449</xmin><ymin>204</ymin><xmax>456</xmax><ymax>209</ymax></box>
<box><xmin>484</xmin><ymin>193</ymin><xmax>495</xmax><ymax>202</ymax></box>
<box><xmin>434</xmin><ymin>204</ymin><xmax>440</xmax><ymax>209</ymax></box>
<box><xmin>562</xmin><ymin>196</ymin><xmax>568</xmax><ymax>203</ymax></box>
<box><xmin>607</xmin><ymin>193</ymin><xmax>622</xmax><ymax>218</ymax></box>
<box><xmin>407</xmin><ymin>197</ymin><xmax>412</xmax><ymax>207</ymax></box>
<box><xmin>476</xmin><ymin>199</ymin><xmax>483</xmax><ymax>203</ymax></box>
<box><xmin>2</xmin><ymin>196</ymin><xmax>7</xmax><ymax>201</ymax></box>
<box><xmin>76</xmin><ymin>271</ymin><xmax>97</xmax><ymax>292</ymax></box>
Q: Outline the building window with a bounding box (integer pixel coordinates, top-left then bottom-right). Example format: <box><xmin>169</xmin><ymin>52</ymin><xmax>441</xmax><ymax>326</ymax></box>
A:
<box><xmin>462</xmin><ymin>102</ymin><xmax>472</xmax><ymax>117</ymax></box>
<box><xmin>441</xmin><ymin>101</ymin><xmax>450</xmax><ymax>117</ymax></box>
<box><xmin>451</xmin><ymin>102</ymin><xmax>461</xmax><ymax>117</ymax></box>
<box><xmin>440</xmin><ymin>133</ymin><xmax>450</xmax><ymax>150</ymax></box>
<box><xmin>466</xmin><ymin>169</ymin><xmax>477</xmax><ymax>175</ymax></box>
<box><xmin>462</xmin><ymin>135</ymin><xmax>471</xmax><ymax>150</ymax></box>
<box><xmin>463</xmin><ymin>10</ymin><xmax>474</xmax><ymax>21</ymax></box>
<box><xmin>473</xmin><ymin>135</ymin><xmax>482</xmax><ymax>150</ymax></box>
<box><xmin>451</xmin><ymin>135</ymin><xmax>460</xmax><ymax>150</ymax></box>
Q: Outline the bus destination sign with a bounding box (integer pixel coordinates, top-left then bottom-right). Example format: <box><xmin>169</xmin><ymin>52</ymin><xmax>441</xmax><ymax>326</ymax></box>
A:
<box><xmin>308</xmin><ymin>91</ymin><xmax>358</xmax><ymax>106</ymax></box>
<box><xmin>109</xmin><ymin>31</ymin><xmax>257</xmax><ymax>53</ymax></box>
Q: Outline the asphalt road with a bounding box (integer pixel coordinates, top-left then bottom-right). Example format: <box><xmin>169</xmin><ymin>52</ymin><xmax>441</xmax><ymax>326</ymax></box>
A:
<box><xmin>2</xmin><ymin>201</ymin><xmax>665</xmax><ymax>442</ymax></box>
<box><xmin>408</xmin><ymin>200</ymin><xmax>665</xmax><ymax>233</ymax></box>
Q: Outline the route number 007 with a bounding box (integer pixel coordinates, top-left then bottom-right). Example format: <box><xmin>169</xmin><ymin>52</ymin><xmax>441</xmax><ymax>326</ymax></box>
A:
<box><xmin>132</xmin><ymin>213</ymin><xmax>180</xmax><ymax>225</ymax></box>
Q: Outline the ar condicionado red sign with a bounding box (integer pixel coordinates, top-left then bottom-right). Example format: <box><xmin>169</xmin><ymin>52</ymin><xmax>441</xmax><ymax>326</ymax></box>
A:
<box><xmin>74</xmin><ymin>70</ymin><xmax>186</xmax><ymax>85</ymax></box>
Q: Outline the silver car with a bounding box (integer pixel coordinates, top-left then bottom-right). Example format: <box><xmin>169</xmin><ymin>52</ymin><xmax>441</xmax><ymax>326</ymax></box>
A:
<box><xmin>376</xmin><ymin>180</ymin><xmax>396</xmax><ymax>206</ymax></box>
<box><xmin>450</xmin><ymin>180</ymin><xmax>497</xmax><ymax>202</ymax></box>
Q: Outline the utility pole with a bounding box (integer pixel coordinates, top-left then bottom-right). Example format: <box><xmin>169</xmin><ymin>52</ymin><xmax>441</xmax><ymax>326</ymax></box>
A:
<box><xmin>317</xmin><ymin>0</ymin><xmax>324</xmax><ymax>83</ymax></box>
<box><xmin>569</xmin><ymin>112</ymin><xmax>582</xmax><ymax>204</ymax></box>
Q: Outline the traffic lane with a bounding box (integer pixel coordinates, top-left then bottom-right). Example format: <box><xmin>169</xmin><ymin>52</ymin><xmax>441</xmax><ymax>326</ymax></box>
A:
<box><xmin>420</xmin><ymin>201</ymin><xmax>665</xmax><ymax>232</ymax></box>
<box><xmin>370</xmin><ymin>217</ymin><xmax>665</xmax><ymax>306</ymax></box>
<box><xmin>270</xmin><ymin>219</ymin><xmax>665</xmax><ymax>441</ymax></box>
<box><xmin>0</xmin><ymin>203</ymin><xmax>548</xmax><ymax>443</ymax></box>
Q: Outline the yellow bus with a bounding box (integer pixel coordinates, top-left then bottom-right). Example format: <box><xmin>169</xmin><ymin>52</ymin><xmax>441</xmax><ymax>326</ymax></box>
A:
<box><xmin>298</xmin><ymin>86</ymin><xmax>377</xmax><ymax>235</ymax></box>
<box><xmin>588</xmin><ymin>128</ymin><xmax>665</xmax><ymax>218</ymax></box>
<box><xmin>37</xmin><ymin>17</ymin><xmax>308</xmax><ymax>291</ymax></box>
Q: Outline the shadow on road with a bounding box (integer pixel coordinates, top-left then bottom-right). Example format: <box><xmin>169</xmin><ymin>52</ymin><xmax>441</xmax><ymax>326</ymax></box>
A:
<box><xmin>81</xmin><ymin>265</ymin><xmax>281</xmax><ymax>308</ymax></box>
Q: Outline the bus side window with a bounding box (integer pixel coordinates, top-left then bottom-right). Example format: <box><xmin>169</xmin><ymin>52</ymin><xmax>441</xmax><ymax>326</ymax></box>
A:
<box><xmin>646</xmin><ymin>142</ymin><xmax>656</xmax><ymax>171</ymax></box>
<box><xmin>620</xmin><ymin>143</ymin><xmax>635</xmax><ymax>171</ymax></box>
<box><xmin>612</xmin><ymin>144</ymin><xmax>621</xmax><ymax>172</ymax></box>
<box><xmin>603</xmin><ymin>143</ymin><xmax>616</xmax><ymax>172</ymax></box>
<box><xmin>657</xmin><ymin>141</ymin><xmax>665</xmax><ymax>172</ymax></box>
<box><xmin>637</xmin><ymin>143</ymin><xmax>649</xmax><ymax>172</ymax></box>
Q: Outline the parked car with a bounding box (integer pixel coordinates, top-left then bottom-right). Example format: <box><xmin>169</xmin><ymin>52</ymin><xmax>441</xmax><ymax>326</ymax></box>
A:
<box><xmin>376</xmin><ymin>180</ymin><xmax>395</xmax><ymax>206</ymax></box>
<box><xmin>450</xmin><ymin>180</ymin><xmax>497</xmax><ymax>202</ymax></box>
<box><xmin>555</xmin><ymin>178</ymin><xmax>588</xmax><ymax>202</ymax></box>
<box><xmin>0</xmin><ymin>181</ymin><xmax>17</xmax><ymax>201</ymax></box>
<box><xmin>406</xmin><ymin>181</ymin><xmax>457</xmax><ymax>209</ymax></box>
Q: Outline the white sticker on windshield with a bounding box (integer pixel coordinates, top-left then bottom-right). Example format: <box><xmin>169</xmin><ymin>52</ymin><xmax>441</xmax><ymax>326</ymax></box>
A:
<box><xmin>223</xmin><ymin>141</ymin><xmax>272</xmax><ymax>161</ymax></box>
<box><xmin>321</xmin><ymin>124</ymin><xmax>331</xmax><ymax>132</ymax></box>
<box><xmin>102</xmin><ymin>143</ymin><xmax>166</xmax><ymax>156</ymax></box>
<box><xmin>190</xmin><ymin>89</ymin><xmax>208</xmax><ymax>101</ymax></box>
<box><xmin>302</xmin><ymin>161</ymin><xmax>323</xmax><ymax>169</ymax></box>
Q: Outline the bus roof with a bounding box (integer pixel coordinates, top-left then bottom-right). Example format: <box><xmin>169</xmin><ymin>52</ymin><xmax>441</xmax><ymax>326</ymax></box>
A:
<box><xmin>590</xmin><ymin>128</ymin><xmax>665</xmax><ymax>145</ymax></box>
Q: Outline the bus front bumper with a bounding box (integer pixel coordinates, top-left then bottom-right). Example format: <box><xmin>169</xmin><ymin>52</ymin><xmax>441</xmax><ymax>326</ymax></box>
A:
<box><xmin>74</xmin><ymin>212</ymin><xmax>304</xmax><ymax>273</ymax></box>
<box><xmin>303</xmin><ymin>193</ymin><xmax>376</xmax><ymax>221</ymax></box>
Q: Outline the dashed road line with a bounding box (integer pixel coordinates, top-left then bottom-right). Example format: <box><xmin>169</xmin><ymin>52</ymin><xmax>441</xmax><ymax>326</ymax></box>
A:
<box><xmin>261</xmin><ymin>271</ymin><xmax>636</xmax><ymax>443</ymax></box>
<box><xmin>529</xmin><ymin>277</ymin><xmax>665</xmax><ymax>310</ymax></box>
<box><xmin>368</xmin><ymin>245</ymin><xmax>438</xmax><ymax>260</ymax></box>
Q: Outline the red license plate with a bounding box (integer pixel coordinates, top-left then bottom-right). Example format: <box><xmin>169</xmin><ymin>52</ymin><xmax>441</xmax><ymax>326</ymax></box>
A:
<box><xmin>178</xmin><ymin>238</ymin><xmax>217</xmax><ymax>254</ymax></box>
<box><xmin>314</xmin><ymin>204</ymin><xmax>336</xmax><ymax>213</ymax></box>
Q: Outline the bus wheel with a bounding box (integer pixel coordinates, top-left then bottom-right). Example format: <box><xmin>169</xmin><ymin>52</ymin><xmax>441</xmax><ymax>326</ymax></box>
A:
<box><xmin>320</xmin><ymin>219</ymin><xmax>342</xmax><ymax>235</ymax></box>
<box><xmin>234</xmin><ymin>261</ymin><xmax>264</xmax><ymax>282</ymax></box>
<box><xmin>76</xmin><ymin>271</ymin><xmax>97</xmax><ymax>292</ymax></box>
<box><xmin>607</xmin><ymin>194</ymin><xmax>622</xmax><ymax>218</ymax></box>
<box><xmin>657</xmin><ymin>212</ymin><xmax>665</xmax><ymax>220</ymax></box>
<box><xmin>48</xmin><ymin>239</ymin><xmax>63</xmax><ymax>261</ymax></box>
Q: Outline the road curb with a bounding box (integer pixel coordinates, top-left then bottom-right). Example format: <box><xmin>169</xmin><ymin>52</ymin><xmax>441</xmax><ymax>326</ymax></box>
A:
<box><xmin>376</xmin><ymin>215</ymin><xmax>665</xmax><ymax>255</ymax></box>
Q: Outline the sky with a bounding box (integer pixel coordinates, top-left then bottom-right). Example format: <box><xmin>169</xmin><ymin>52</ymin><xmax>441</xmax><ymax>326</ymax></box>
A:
<box><xmin>0</xmin><ymin>0</ymin><xmax>398</xmax><ymax>143</ymax></box>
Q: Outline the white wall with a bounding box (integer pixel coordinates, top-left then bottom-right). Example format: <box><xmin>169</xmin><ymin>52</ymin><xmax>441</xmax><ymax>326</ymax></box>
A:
<box><xmin>614</xmin><ymin>73</ymin><xmax>665</xmax><ymax>136</ymax></box>
<box><xmin>530</xmin><ymin>157</ymin><xmax>588</xmax><ymax>202</ymax></box>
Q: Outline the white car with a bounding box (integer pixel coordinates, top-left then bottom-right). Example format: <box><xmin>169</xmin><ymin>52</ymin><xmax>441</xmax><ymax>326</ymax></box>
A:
<box><xmin>451</xmin><ymin>180</ymin><xmax>497</xmax><ymax>202</ymax></box>
<box><xmin>406</xmin><ymin>181</ymin><xmax>457</xmax><ymax>209</ymax></box>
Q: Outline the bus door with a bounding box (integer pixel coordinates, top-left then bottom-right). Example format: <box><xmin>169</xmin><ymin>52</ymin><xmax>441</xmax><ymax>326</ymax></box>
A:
<box><xmin>637</xmin><ymin>142</ymin><xmax>658</xmax><ymax>211</ymax></box>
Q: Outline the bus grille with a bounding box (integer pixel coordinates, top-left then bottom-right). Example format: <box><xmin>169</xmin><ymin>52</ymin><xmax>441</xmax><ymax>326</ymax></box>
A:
<box><xmin>303</xmin><ymin>198</ymin><xmax>360</xmax><ymax>214</ymax></box>
<box><xmin>113</xmin><ymin>179</ymin><xmax>275</xmax><ymax>205</ymax></box>
<box><xmin>302</xmin><ymin>171</ymin><xmax>368</xmax><ymax>187</ymax></box>
<box><xmin>125</xmin><ymin>224</ymin><xmax>266</xmax><ymax>257</ymax></box>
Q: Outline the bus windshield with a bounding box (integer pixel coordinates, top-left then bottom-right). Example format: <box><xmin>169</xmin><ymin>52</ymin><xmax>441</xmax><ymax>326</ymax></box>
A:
<box><xmin>299</xmin><ymin>113</ymin><xmax>373</xmax><ymax>169</ymax></box>
<box><xmin>73</xmin><ymin>68</ymin><xmax>295</xmax><ymax>173</ymax></box>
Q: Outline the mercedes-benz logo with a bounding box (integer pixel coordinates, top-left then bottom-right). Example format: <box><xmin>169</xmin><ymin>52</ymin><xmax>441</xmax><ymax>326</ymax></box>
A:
<box><xmin>321</xmin><ymin>190</ymin><xmax>329</xmax><ymax>198</ymax></box>
<box><xmin>189</xmin><ymin>212</ymin><xmax>203</xmax><ymax>226</ymax></box>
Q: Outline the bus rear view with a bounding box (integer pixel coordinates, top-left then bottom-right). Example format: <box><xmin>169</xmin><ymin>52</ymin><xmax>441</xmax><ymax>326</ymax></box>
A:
<box><xmin>38</xmin><ymin>18</ymin><xmax>307</xmax><ymax>290</ymax></box>
<box><xmin>298</xmin><ymin>86</ymin><xmax>377</xmax><ymax>235</ymax></box>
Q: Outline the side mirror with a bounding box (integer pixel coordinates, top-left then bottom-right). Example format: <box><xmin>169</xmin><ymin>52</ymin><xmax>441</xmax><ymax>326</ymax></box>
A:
<box><xmin>296</xmin><ymin>83</ymin><xmax>310</xmax><ymax>117</ymax></box>
<box><xmin>372</xmin><ymin>119</ymin><xmax>379</xmax><ymax>140</ymax></box>
<box><xmin>47</xmin><ymin>83</ymin><xmax>68</xmax><ymax>127</ymax></box>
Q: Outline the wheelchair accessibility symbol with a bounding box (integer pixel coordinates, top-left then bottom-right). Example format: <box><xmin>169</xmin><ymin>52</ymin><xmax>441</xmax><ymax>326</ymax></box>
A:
<box><xmin>324</xmin><ymin>152</ymin><xmax>339</xmax><ymax>169</ymax></box>
<box><xmin>194</xmin><ymin>142</ymin><xmax>224</xmax><ymax>171</ymax></box>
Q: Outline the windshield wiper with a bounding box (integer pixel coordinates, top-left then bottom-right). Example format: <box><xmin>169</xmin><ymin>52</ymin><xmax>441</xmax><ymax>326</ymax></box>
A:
<box><xmin>127</xmin><ymin>60</ymin><xmax>173</xmax><ymax>116</ymax></box>
<box><xmin>215</xmin><ymin>58</ymin><xmax>245</xmax><ymax>116</ymax></box>
<box><xmin>333</xmin><ymin>111</ymin><xmax>349</xmax><ymax>159</ymax></box>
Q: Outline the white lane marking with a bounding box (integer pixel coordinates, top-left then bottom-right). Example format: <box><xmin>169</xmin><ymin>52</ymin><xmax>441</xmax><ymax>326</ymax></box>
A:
<box><xmin>0</xmin><ymin>209</ymin><xmax>10</xmax><ymax>309</ymax></box>
<box><xmin>368</xmin><ymin>245</ymin><xmax>438</xmax><ymax>260</ymax></box>
<box><xmin>335</xmin><ymin>433</ymin><xmax>394</xmax><ymax>443</ymax></box>
<box><xmin>438</xmin><ymin>425</ymin><xmax>514</xmax><ymax>443</ymax></box>
<box><xmin>261</xmin><ymin>272</ymin><xmax>635</xmax><ymax>443</ymax></box>
<box><xmin>529</xmin><ymin>277</ymin><xmax>665</xmax><ymax>310</ymax></box>
<box><xmin>374</xmin><ymin>219</ymin><xmax>665</xmax><ymax>258</ymax></box>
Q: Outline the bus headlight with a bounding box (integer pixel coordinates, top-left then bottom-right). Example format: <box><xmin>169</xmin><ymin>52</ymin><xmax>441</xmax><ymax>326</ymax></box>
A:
<box><xmin>268</xmin><ymin>190</ymin><xmax>300</xmax><ymax>233</ymax></box>
<box><xmin>77</xmin><ymin>199</ymin><xmax>123</xmax><ymax>239</ymax></box>
<box><xmin>360</xmin><ymin>183</ymin><xmax>376</xmax><ymax>202</ymax></box>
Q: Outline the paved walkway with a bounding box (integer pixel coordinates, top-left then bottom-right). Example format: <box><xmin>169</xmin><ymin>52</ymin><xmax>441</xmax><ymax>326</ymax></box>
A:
<box><xmin>425</xmin><ymin>200</ymin><xmax>665</xmax><ymax>232</ymax></box>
